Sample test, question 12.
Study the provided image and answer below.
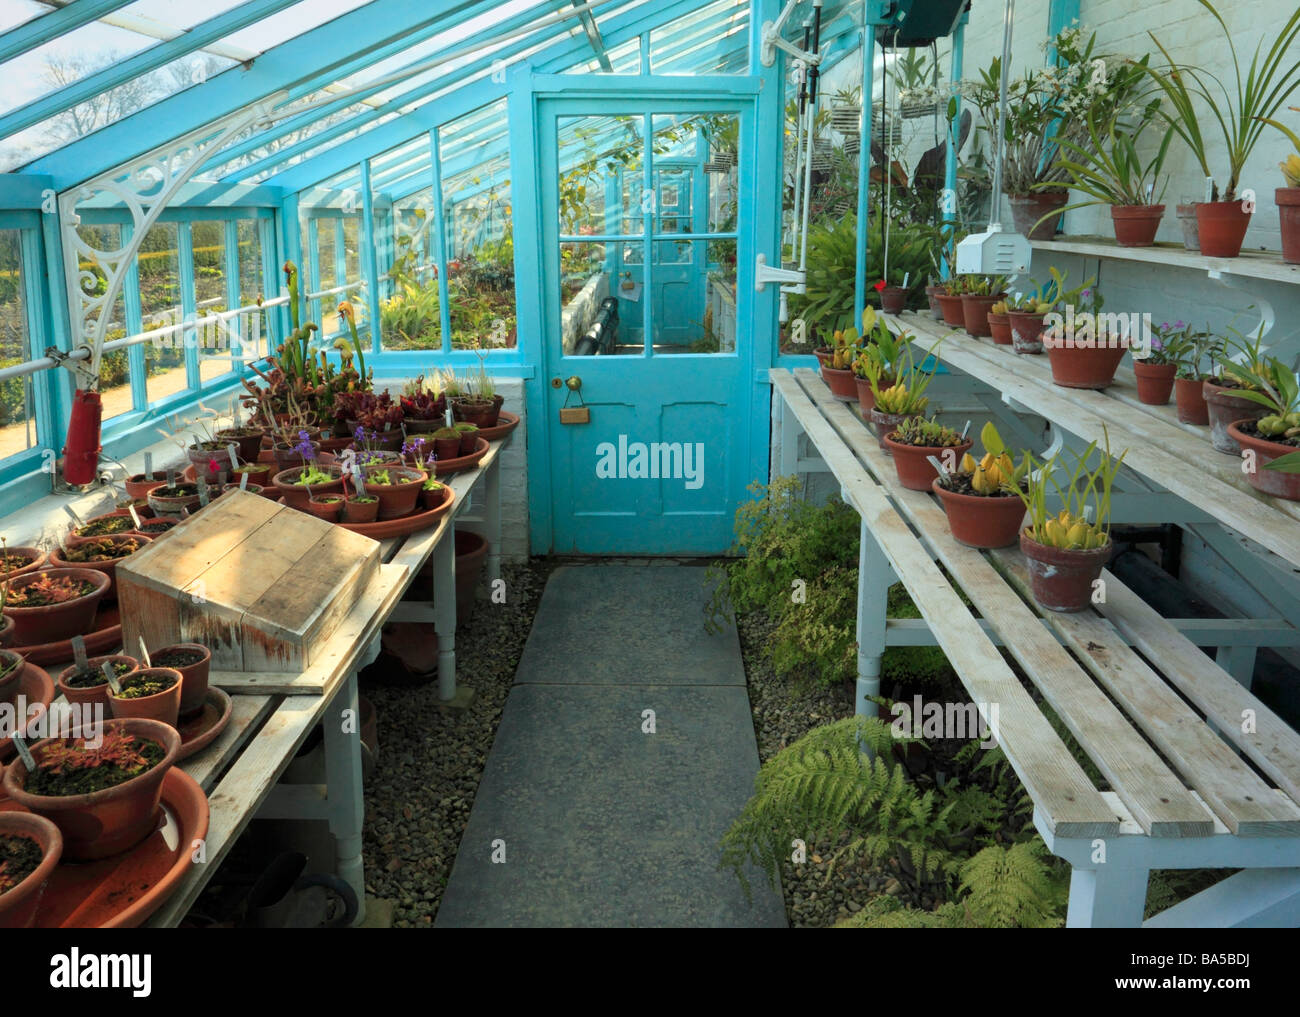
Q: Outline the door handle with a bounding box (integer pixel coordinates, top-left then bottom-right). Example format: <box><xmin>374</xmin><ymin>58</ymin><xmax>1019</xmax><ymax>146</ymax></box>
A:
<box><xmin>551</xmin><ymin>376</ymin><xmax>583</xmax><ymax>390</ymax></box>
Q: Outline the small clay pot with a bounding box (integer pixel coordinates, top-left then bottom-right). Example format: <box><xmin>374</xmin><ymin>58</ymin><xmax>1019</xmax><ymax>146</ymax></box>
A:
<box><xmin>306</xmin><ymin>496</ymin><xmax>344</xmax><ymax>523</ymax></box>
<box><xmin>1045</xmin><ymin>340</ymin><xmax>1126</xmax><ymax>389</ymax></box>
<box><xmin>1132</xmin><ymin>361</ymin><xmax>1177</xmax><ymax>405</ymax></box>
<box><xmin>1009</xmin><ymin>190</ymin><xmax>1068</xmax><ymax>241</ymax></box>
<box><xmin>854</xmin><ymin>376</ymin><xmax>877</xmax><ymax>415</ymax></box>
<box><xmin>934</xmin><ymin>292</ymin><xmax>966</xmax><ymax>327</ymax></box>
<box><xmin>819</xmin><ymin>364</ymin><xmax>858</xmax><ymax>401</ymax></box>
<box><xmin>1177</xmin><ymin>203</ymin><xmax>1201</xmax><ymax>251</ymax></box>
<box><xmin>124</xmin><ymin>472</ymin><xmax>169</xmax><ymax>500</ymax></box>
<box><xmin>341</xmin><ymin>498</ymin><xmax>380</xmax><ymax>524</ymax></box>
<box><xmin>1174</xmin><ymin>376</ymin><xmax>1210</xmax><ymax>425</ymax></box>
<box><xmin>1203</xmin><ymin>379</ymin><xmax>1268</xmax><ymax>454</ymax></box>
<box><xmin>456</xmin><ymin>427</ymin><xmax>480</xmax><ymax>456</ymax></box>
<box><xmin>879</xmin><ymin>286</ymin><xmax>906</xmax><ymax>315</ymax></box>
<box><xmin>924</xmin><ymin>285</ymin><xmax>944</xmax><ymax>320</ymax></box>
<box><xmin>136</xmin><ymin>518</ymin><xmax>179</xmax><ymax>538</ymax></box>
<box><xmin>0</xmin><ymin>548</ymin><xmax>47</xmax><ymax>583</ymax></box>
<box><xmin>147</xmin><ymin>485</ymin><xmax>202</xmax><ymax>518</ymax></box>
<box><xmin>151</xmin><ymin>644</ymin><xmax>211</xmax><ymax>719</ymax></box>
<box><xmin>361</xmin><ymin>466</ymin><xmax>428</xmax><ymax>520</ymax></box>
<box><xmin>987</xmin><ymin>311</ymin><xmax>1012</xmax><ymax>345</ymax></box>
<box><xmin>433</xmin><ymin>436</ymin><xmax>462</xmax><ymax>461</ymax></box>
<box><xmin>1229</xmin><ymin>421</ymin><xmax>1300</xmax><ymax>501</ymax></box>
<box><xmin>1007</xmin><ymin>310</ymin><xmax>1048</xmax><ymax>354</ymax></box>
<box><xmin>2</xmin><ymin>568</ymin><xmax>111</xmax><ymax>646</ymax></box>
<box><xmin>187</xmin><ymin>443</ymin><xmax>236</xmax><ymax>482</ymax></box>
<box><xmin>2</xmin><ymin>718</ymin><xmax>180</xmax><ymax>862</ymax></box>
<box><xmin>868</xmin><ymin>409</ymin><xmax>919</xmax><ymax>452</ymax></box>
<box><xmin>1277</xmin><ymin>187</ymin><xmax>1300</xmax><ymax>265</ymax></box>
<box><xmin>1020</xmin><ymin>531</ymin><xmax>1113</xmax><ymax>613</ymax></box>
<box><xmin>1110</xmin><ymin>204</ymin><xmax>1165</xmax><ymax>247</ymax></box>
<box><xmin>882</xmin><ymin>435</ymin><xmax>973</xmax><ymax>491</ymax></box>
<box><xmin>932</xmin><ymin>479</ymin><xmax>1027</xmax><ymax>549</ymax></box>
<box><xmin>231</xmin><ymin>464</ymin><xmax>272</xmax><ymax>488</ymax></box>
<box><xmin>451</xmin><ymin>399</ymin><xmax>501</xmax><ymax>429</ymax></box>
<box><xmin>56</xmin><ymin>654</ymin><xmax>139</xmax><ymax>718</ymax></box>
<box><xmin>216</xmin><ymin>429</ymin><xmax>263</xmax><ymax>465</ymax></box>
<box><xmin>960</xmin><ymin>294</ymin><xmax>1005</xmax><ymax>337</ymax></box>
<box><xmin>109</xmin><ymin>667</ymin><xmax>183</xmax><ymax>728</ymax></box>
<box><xmin>420</xmin><ymin>484</ymin><xmax>450</xmax><ymax>511</ymax></box>
<box><xmin>1196</xmin><ymin>200</ymin><xmax>1252</xmax><ymax>258</ymax></box>
<box><xmin>0</xmin><ymin>812</ymin><xmax>62</xmax><ymax>929</ymax></box>
<box><xmin>68</xmin><ymin>513</ymin><xmax>136</xmax><ymax>542</ymax></box>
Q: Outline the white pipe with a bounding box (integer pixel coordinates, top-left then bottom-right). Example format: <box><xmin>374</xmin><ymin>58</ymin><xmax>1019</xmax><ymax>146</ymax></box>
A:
<box><xmin>989</xmin><ymin>0</ymin><xmax>1016</xmax><ymax>229</ymax></box>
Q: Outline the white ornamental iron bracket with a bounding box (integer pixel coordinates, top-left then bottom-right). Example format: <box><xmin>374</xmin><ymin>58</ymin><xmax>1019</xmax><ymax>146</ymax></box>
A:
<box><xmin>58</xmin><ymin>99</ymin><xmax>279</xmax><ymax>385</ymax></box>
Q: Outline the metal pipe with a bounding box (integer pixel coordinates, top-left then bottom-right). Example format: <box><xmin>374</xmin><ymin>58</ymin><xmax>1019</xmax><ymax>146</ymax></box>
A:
<box><xmin>989</xmin><ymin>0</ymin><xmax>1016</xmax><ymax>229</ymax></box>
<box><xmin>854</xmin><ymin>21</ymin><xmax>876</xmax><ymax>331</ymax></box>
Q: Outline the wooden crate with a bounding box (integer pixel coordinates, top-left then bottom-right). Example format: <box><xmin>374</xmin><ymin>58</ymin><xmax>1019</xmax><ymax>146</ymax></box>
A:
<box><xmin>117</xmin><ymin>491</ymin><xmax>381</xmax><ymax>673</ymax></box>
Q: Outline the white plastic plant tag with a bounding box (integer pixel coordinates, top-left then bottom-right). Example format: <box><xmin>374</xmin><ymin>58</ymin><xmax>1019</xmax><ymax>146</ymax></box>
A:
<box><xmin>71</xmin><ymin>635</ymin><xmax>88</xmax><ymax>671</ymax></box>
<box><xmin>11</xmin><ymin>734</ymin><xmax>35</xmax><ymax>771</ymax></box>
<box><xmin>227</xmin><ymin>442</ymin><xmax>240</xmax><ymax>469</ymax></box>
<box><xmin>218</xmin><ymin>471</ymin><xmax>228</xmax><ymax>488</ymax></box>
<box><xmin>128</xmin><ymin>505</ymin><xmax>143</xmax><ymax>529</ymax></box>
<box><xmin>197</xmin><ymin>484</ymin><xmax>209</xmax><ymax>507</ymax></box>
<box><xmin>62</xmin><ymin>505</ymin><xmax>84</xmax><ymax>527</ymax></box>
<box><xmin>143</xmin><ymin>452</ymin><xmax>153</xmax><ymax>477</ymax></box>
<box><xmin>102</xmin><ymin>660</ymin><xmax>123</xmax><ymax>695</ymax></box>
<box><xmin>1204</xmin><ymin>176</ymin><xmax>1214</xmax><ymax>203</ymax></box>
<box><xmin>445</xmin><ymin>407</ymin><xmax>455</xmax><ymax>428</ymax></box>
<box><xmin>240</xmin><ymin>472</ymin><xmax>250</xmax><ymax>491</ymax></box>
<box><xmin>961</xmin><ymin>419</ymin><xmax>971</xmax><ymax>439</ymax></box>
<box><xmin>181</xmin><ymin>506</ymin><xmax>190</xmax><ymax>518</ymax></box>
<box><xmin>353</xmin><ymin>467</ymin><xmax>366</xmax><ymax>497</ymax></box>
<box><xmin>902</xmin><ymin>271</ymin><xmax>910</xmax><ymax>289</ymax></box>
<box><xmin>927</xmin><ymin>454</ymin><xmax>951</xmax><ymax>482</ymax></box>
<box><xmin>138</xmin><ymin>636</ymin><xmax>151</xmax><ymax>668</ymax></box>
<box><xmin>166</xmin><ymin>468</ymin><xmax>176</xmax><ymax>489</ymax></box>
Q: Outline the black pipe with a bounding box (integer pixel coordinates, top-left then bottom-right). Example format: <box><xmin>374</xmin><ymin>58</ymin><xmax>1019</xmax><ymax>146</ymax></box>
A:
<box><xmin>573</xmin><ymin>297</ymin><xmax>619</xmax><ymax>356</ymax></box>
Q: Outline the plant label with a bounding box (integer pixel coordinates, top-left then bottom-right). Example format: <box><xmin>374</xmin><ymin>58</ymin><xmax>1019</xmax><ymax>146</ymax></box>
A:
<box><xmin>138</xmin><ymin>637</ymin><xmax>152</xmax><ymax>668</ymax></box>
<box><xmin>62</xmin><ymin>505</ymin><xmax>85</xmax><ymax>528</ymax></box>
<box><xmin>11</xmin><ymin>734</ymin><xmax>35</xmax><ymax>771</ymax></box>
<box><xmin>197</xmin><ymin>483</ymin><xmax>210</xmax><ymax>507</ymax></box>
<box><xmin>71</xmin><ymin>635</ymin><xmax>88</xmax><ymax>671</ymax></box>
<box><xmin>218</xmin><ymin>472</ymin><xmax>228</xmax><ymax>488</ymax></box>
<box><xmin>181</xmin><ymin>506</ymin><xmax>190</xmax><ymax>518</ymax></box>
<box><xmin>353</xmin><ymin>468</ymin><xmax>366</xmax><ymax>497</ymax></box>
<box><xmin>227</xmin><ymin>443</ymin><xmax>240</xmax><ymax>469</ymax></box>
<box><xmin>240</xmin><ymin>472</ymin><xmax>250</xmax><ymax>491</ymax></box>
<box><xmin>128</xmin><ymin>505</ymin><xmax>143</xmax><ymax>530</ymax></box>
<box><xmin>445</xmin><ymin>407</ymin><xmax>455</xmax><ymax>428</ymax></box>
<box><xmin>166</xmin><ymin>469</ymin><xmax>176</xmax><ymax>489</ymax></box>
<box><xmin>102</xmin><ymin>661</ymin><xmax>123</xmax><ymax>695</ymax></box>
<box><xmin>144</xmin><ymin>452</ymin><xmax>153</xmax><ymax>477</ymax></box>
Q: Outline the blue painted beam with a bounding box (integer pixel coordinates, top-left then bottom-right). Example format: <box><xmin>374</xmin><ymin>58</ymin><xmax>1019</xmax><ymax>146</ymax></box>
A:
<box><xmin>0</xmin><ymin>0</ymin><xmax>305</xmax><ymax>143</ymax></box>
<box><xmin>0</xmin><ymin>173</ymin><xmax>54</xmax><ymax>209</ymax></box>
<box><xmin>0</xmin><ymin>0</ymin><xmax>138</xmax><ymax>66</ymax></box>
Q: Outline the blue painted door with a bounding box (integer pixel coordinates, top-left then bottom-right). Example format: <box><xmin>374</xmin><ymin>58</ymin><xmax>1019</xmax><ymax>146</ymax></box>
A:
<box><xmin>540</xmin><ymin>100</ymin><xmax>751</xmax><ymax>554</ymax></box>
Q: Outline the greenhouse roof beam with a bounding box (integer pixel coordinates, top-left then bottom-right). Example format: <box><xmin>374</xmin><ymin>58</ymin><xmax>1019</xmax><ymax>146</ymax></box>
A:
<box><xmin>0</xmin><ymin>0</ymin><xmax>306</xmax><ymax>144</ymax></box>
<box><xmin>22</xmin><ymin>0</ymin><xmax>522</xmax><ymax>190</ymax></box>
<box><xmin>572</xmin><ymin>0</ymin><xmax>614</xmax><ymax>72</ymax></box>
<box><xmin>0</xmin><ymin>0</ymin><xmax>138</xmax><ymax>66</ymax></box>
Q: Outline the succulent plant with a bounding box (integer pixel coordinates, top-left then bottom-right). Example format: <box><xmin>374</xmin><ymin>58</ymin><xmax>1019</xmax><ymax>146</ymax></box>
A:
<box><xmin>891</xmin><ymin>416</ymin><xmax>963</xmax><ymax>447</ymax></box>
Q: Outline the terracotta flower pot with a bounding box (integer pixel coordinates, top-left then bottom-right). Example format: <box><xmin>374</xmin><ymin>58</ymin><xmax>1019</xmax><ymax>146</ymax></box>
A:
<box><xmin>868</xmin><ymin>409</ymin><xmax>919</xmax><ymax>451</ymax></box>
<box><xmin>451</xmin><ymin>399</ymin><xmax>501</xmax><ymax>429</ymax></box>
<box><xmin>420</xmin><ymin>484</ymin><xmax>450</xmax><ymax>511</ymax></box>
<box><xmin>924</xmin><ymin>285</ymin><xmax>944</xmax><ymax>320</ymax></box>
<box><xmin>48</xmin><ymin>534</ymin><xmax>151</xmax><ymax>600</ymax></box>
<box><xmin>819</xmin><ymin>364</ymin><xmax>858</xmax><ymax>401</ymax></box>
<box><xmin>0</xmin><ymin>616</ymin><xmax>11</xmax><ymax>647</ymax></box>
<box><xmin>56</xmin><ymin>654</ymin><xmax>139</xmax><ymax>718</ymax></box>
<box><xmin>1203</xmin><ymin>380</ymin><xmax>1268</xmax><ymax>454</ymax></box>
<box><xmin>187</xmin><ymin>444</ymin><xmax>236</xmax><ymax>483</ymax></box>
<box><xmin>1278</xmin><ymin>188</ymin><xmax>1300</xmax><ymax>264</ymax></box>
<box><xmin>960</xmin><ymin>293</ymin><xmax>1006</xmax><ymax>337</ymax></box>
<box><xmin>147</xmin><ymin>485</ymin><xmax>202</xmax><ymax>518</ymax></box>
<box><xmin>932</xmin><ymin>479</ymin><xmax>1027</xmax><ymax>549</ymax></box>
<box><xmin>342</xmin><ymin>498</ymin><xmax>380</xmax><ymax>523</ymax></box>
<box><xmin>272</xmin><ymin>443</ymin><xmax>320</xmax><ymax>474</ymax></box>
<box><xmin>1229</xmin><ymin>421</ymin><xmax>1300</xmax><ymax>501</ymax></box>
<box><xmin>231</xmin><ymin>464</ymin><xmax>272</xmax><ymax>488</ymax></box>
<box><xmin>1010</xmin><ymin>190</ymin><xmax>1068</xmax><ymax>241</ymax></box>
<box><xmin>305</xmin><ymin>496</ymin><xmax>344</xmax><ymax>523</ymax></box>
<box><xmin>68</xmin><ymin>512</ymin><xmax>136</xmax><ymax>542</ymax></box>
<box><xmin>879</xmin><ymin>286</ymin><xmax>906</xmax><ymax>314</ymax></box>
<box><xmin>1174</xmin><ymin>377</ymin><xmax>1211</xmax><ymax>425</ymax></box>
<box><xmin>272</xmin><ymin>465</ymin><xmax>346</xmax><ymax>509</ymax></box>
<box><xmin>1132</xmin><ymin>361</ymin><xmax>1177</xmax><ymax>405</ymax></box>
<box><xmin>433</xmin><ymin>435</ymin><xmax>462</xmax><ymax>461</ymax></box>
<box><xmin>1045</xmin><ymin>340</ymin><xmax>1126</xmax><ymax>389</ymax></box>
<box><xmin>2</xmin><ymin>568</ymin><xmax>110</xmax><ymax>645</ymax></box>
<box><xmin>109</xmin><ymin>667</ymin><xmax>183</xmax><ymax>728</ymax></box>
<box><xmin>934</xmin><ymin>293</ymin><xmax>966</xmax><ymax>327</ymax></box>
<box><xmin>1020</xmin><ymin>531</ymin><xmax>1112</xmax><ymax>613</ymax></box>
<box><xmin>1176</xmin><ymin>203</ymin><xmax>1201</xmax><ymax>251</ymax></box>
<box><xmin>987</xmin><ymin>311</ymin><xmax>1012</xmax><ymax>345</ymax></box>
<box><xmin>882</xmin><ymin>435</ymin><xmax>973</xmax><ymax>492</ymax></box>
<box><xmin>854</xmin><ymin>376</ymin><xmax>877</xmax><ymax>415</ymax></box>
<box><xmin>151</xmin><ymin>644</ymin><xmax>211</xmax><ymax>719</ymax></box>
<box><xmin>814</xmin><ymin>347</ymin><xmax>834</xmax><ymax>368</ymax></box>
<box><xmin>124</xmin><ymin>472</ymin><xmax>169</xmax><ymax>500</ymax></box>
<box><xmin>136</xmin><ymin>518</ymin><xmax>179</xmax><ymax>539</ymax></box>
<box><xmin>0</xmin><ymin>548</ymin><xmax>47</xmax><ymax>582</ymax></box>
<box><xmin>2</xmin><ymin>718</ymin><xmax>180</xmax><ymax>862</ymax></box>
<box><xmin>216</xmin><ymin>429</ymin><xmax>263</xmax><ymax>465</ymax></box>
<box><xmin>0</xmin><ymin>649</ymin><xmax>23</xmax><ymax>708</ymax></box>
<box><xmin>404</xmin><ymin>416</ymin><xmax>446</xmax><ymax>435</ymax></box>
<box><xmin>361</xmin><ymin>466</ymin><xmax>428</xmax><ymax>520</ymax></box>
<box><xmin>1110</xmin><ymin>204</ymin><xmax>1165</xmax><ymax>247</ymax></box>
<box><xmin>456</xmin><ymin>428</ymin><xmax>480</xmax><ymax>455</ymax></box>
<box><xmin>1196</xmin><ymin>200</ymin><xmax>1252</xmax><ymax>258</ymax></box>
<box><xmin>0</xmin><ymin>812</ymin><xmax>62</xmax><ymax>929</ymax></box>
<box><xmin>1007</xmin><ymin>310</ymin><xmax>1047</xmax><ymax>354</ymax></box>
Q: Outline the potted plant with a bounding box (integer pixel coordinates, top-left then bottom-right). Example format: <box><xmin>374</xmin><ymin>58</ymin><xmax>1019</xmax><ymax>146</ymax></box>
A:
<box><xmin>124</xmin><ymin>471</ymin><xmax>169</xmax><ymax>500</ymax></box>
<box><xmin>1132</xmin><ymin>320</ymin><xmax>1200</xmax><ymax>405</ymax></box>
<box><xmin>272</xmin><ymin>463</ymin><xmax>346</xmax><ymax>509</ymax></box>
<box><xmin>934</xmin><ymin>280</ymin><xmax>967</xmax><ymax>328</ymax></box>
<box><xmin>231</xmin><ymin>461</ymin><xmax>272</xmax><ymax>488</ymax></box>
<box><xmin>49</xmin><ymin>534</ymin><xmax>150</xmax><ymax>601</ymax></box>
<box><xmin>1176</xmin><ymin>199</ymin><xmax>1201</xmax><ymax>250</ymax></box>
<box><xmin>1216</xmin><ymin>356</ymin><xmax>1300</xmax><ymax>499</ymax></box>
<box><xmin>137</xmin><ymin>517</ymin><xmax>179</xmax><ymax>538</ymax></box>
<box><xmin>0</xmin><ymin>648</ymin><xmax>23</xmax><ymax>709</ymax></box>
<box><xmin>2</xmin><ymin>569</ymin><xmax>110</xmax><ymax>645</ymax></box>
<box><xmin>338</xmin><ymin>390</ymin><xmax>404</xmax><ymax>448</ymax></box>
<box><xmin>361</xmin><ymin>464</ymin><xmax>428</xmax><ymax>520</ymax></box>
<box><xmin>421</xmin><ymin>478</ymin><xmax>449</xmax><ymax>511</ymax></box>
<box><xmin>882</xmin><ymin>417</ymin><xmax>973</xmax><ymax>491</ymax></box>
<box><xmin>109</xmin><ymin>667</ymin><xmax>183</xmax><ymax>728</ymax></box>
<box><xmin>958</xmin><ymin>275</ymin><xmax>1008</xmax><ymax>337</ymax></box>
<box><xmin>1042</xmin><ymin>108</ymin><xmax>1174</xmax><ymax>246</ymax></box>
<box><xmin>215</xmin><ymin>423</ymin><xmax>263</xmax><ymax>465</ymax></box>
<box><xmin>1138</xmin><ymin>1</ymin><xmax>1300</xmax><ymax>257</ymax></box>
<box><xmin>850</xmin><ymin>312</ymin><xmax>905</xmax><ymax>414</ymax></box>
<box><xmin>69</xmin><ymin>514</ymin><xmax>136</xmax><ymax>541</ymax></box>
<box><xmin>454</xmin><ymin>422</ymin><xmax>480</xmax><ymax>456</ymax></box>
<box><xmin>306</xmin><ymin>494</ymin><xmax>345</xmax><ymax>523</ymax></box>
<box><xmin>151</xmin><ymin>643</ymin><xmax>212</xmax><ymax>719</ymax></box>
<box><xmin>431</xmin><ymin>427</ymin><xmax>462</xmax><ymax>461</ymax></box>
<box><xmin>1258</xmin><ymin>110</ymin><xmax>1300</xmax><ymax>263</ymax></box>
<box><xmin>932</xmin><ymin>423</ymin><xmax>1029</xmax><ymax>548</ymax></box>
<box><xmin>987</xmin><ymin>299</ymin><xmax>1013</xmax><ymax>345</ymax></box>
<box><xmin>878</xmin><ymin>282</ymin><xmax>906</xmax><ymax>315</ymax></box>
<box><xmin>56</xmin><ymin>654</ymin><xmax>138</xmax><ymax>715</ymax></box>
<box><xmin>1169</xmin><ymin>327</ymin><xmax>1221</xmax><ymax>424</ymax></box>
<box><xmin>400</xmin><ymin>373</ymin><xmax>450</xmax><ymax>433</ymax></box>
<box><xmin>866</xmin><ymin>343</ymin><xmax>941</xmax><ymax>451</ymax></box>
<box><xmin>2</xmin><ymin>719</ymin><xmax>180</xmax><ymax>861</ymax></box>
<box><xmin>1016</xmin><ymin>434</ymin><xmax>1126</xmax><ymax>612</ymax></box>
<box><xmin>1005</xmin><ymin>283</ymin><xmax>1056</xmax><ymax>355</ymax></box>
<box><xmin>1205</xmin><ymin>329</ymin><xmax>1273</xmax><ymax>452</ymax></box>
<box><xmin>817</xmin><ymin>326</ymin><xmax>861</xmax><ymax>400</ymax></box>
<box><xmin>271</xmin><ymin>427</ymin><xmax>322</xmax><ymax>474</ymax></box>
<box><xmin>0</xmin><ymin>812</ymin><xmax>62</xmax><ymax>929</ymax></box>
<box><xmin>342</xmin><ymin>494</ymin><xmax>380</xmax><ymax>523</ymax></box>
<box><xmin>1043</xmin><ymin>280</ymin><xmax>1127</xmax><ymax>389</ymax></box>
<box><xmin>0</xmin><ymin>547</ymin><xmax>47</xmax><ymax>582</ymax></box>
<box><xmin>147</xmin><ymin>482</ymin><xmax>203</xmax><ymax>518</ymax></box>
<box><xmin>451</xmin><ymin>363</ymin><xmax>504</xmax><ymax>428</ymax></box>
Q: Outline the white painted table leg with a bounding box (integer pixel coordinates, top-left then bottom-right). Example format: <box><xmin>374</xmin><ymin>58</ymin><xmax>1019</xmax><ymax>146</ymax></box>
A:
<box><xmin>779</xmin><ymin>397</ymin><xmax>799</xmax><ymax>477</ymax></box>
<box><xmin>323</xmin><ymin>671</ymin><xmax>367</xmax><ymax>926</ymax></box>
<box><xmin>485</xmin><ymin>457</ymin><xmax>502</xmax><ymax>586</ymax></box>
<box><xmin>856</xmin><ymin>518</ymin><xmax>893</xmax><ymax>718</ymax></box>
<box><xmin>433</xmin><ymin>527</ymin><xmax>457</xmax><ymax>701</ymax></box>
<box><xmin>1066</xmin><ymin>863</ymin><xmax>1150</xmax><ymax>928</ymax></box>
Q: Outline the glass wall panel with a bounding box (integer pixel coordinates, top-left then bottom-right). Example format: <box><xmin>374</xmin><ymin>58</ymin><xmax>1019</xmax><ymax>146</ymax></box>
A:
<box><xmin>0</xmin><ymin>230</ymin><xmax>37</xmax><ymax>461</ymax></box>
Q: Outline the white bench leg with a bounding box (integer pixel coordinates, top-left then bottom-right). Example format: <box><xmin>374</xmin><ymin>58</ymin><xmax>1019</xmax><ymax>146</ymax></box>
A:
<box><xmin>1216</xmin><ymin>644</ymin><xmax>1257</xmax><ymax>689</ymax></box>
<box><xmin>484</xmin><ymin>457</ymin><xmax>502</xmax><ymax>586</ymax></box>
<box><xmin>433</xmin><ymin>529</ymin><xmax>457</xmax><ymax>701</ymax></box>
<box><xmin>323</xmin><ymin>671</ymin><xmax>366</xmax><ymax>926</ymax></box>
<box><xmin>1066</xmin><ymin>863</ymin><xmax>1149</xmax><ymax>928</ymax></box>
<box><xmin>856</xmin><ymin>519</ymin><xmax>891</xmax><ymax>717</ymax></box>
<box><xmin>779</xmin><ymin>397</ymin><xmax>799</xmax><ymax>477</ymax></box>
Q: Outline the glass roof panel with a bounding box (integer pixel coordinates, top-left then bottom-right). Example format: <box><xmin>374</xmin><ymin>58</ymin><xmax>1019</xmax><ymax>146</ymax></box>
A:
<box><xmin>0</xmin><ymin>1</ymin><xmax>67</xmax><ymax>35</ymax></box>
<box><xmin>649</xmin><ymin>0</ymin><xmax>749</xmax><ymax>75</ymax></box>
<box><xmin>562</xmin><ymin>33</ymin><xmax>641</xmax><ymax>75</ymax></box>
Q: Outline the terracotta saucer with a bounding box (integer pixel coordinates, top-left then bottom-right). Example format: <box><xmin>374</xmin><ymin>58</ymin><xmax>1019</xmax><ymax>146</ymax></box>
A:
<box><xmin>0</xmin><ymin>768</ymin><xmax>210</xmax><ymax>927</ymax></box>
<box><xmin>174</xmin><ymin>687</ymin><xmax>233</xmax><ymax>763</ymax></box>
<box><xmin>0</xmin><ymin>663</ymin><xmax>55</xmax><ymax>764</ymax></box>
<box><xmin>434</xmin><ymin>436</ymin><xmax>490</xmax><ymax>476</ymax></box>
<box><xmin>476</xmin><ymin>411</ymin><xmax>520</xmax><ymax>443</ymax></box>
<box><xmin>336</xmin><ymin>485</ymin><xmax>456</xmax><ymax>538</ymax></box>
<box><xmin>4</xmin><ymin>604</ymin><xmax>122</xmax><ymax>667</ymax></box>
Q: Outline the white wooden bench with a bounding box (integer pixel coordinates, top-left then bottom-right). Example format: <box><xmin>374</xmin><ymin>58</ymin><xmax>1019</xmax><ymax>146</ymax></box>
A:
<box><xmin>771</xmin><ymin>365</ymin><xmax>1300</xmax><ymax>928</ymax></box>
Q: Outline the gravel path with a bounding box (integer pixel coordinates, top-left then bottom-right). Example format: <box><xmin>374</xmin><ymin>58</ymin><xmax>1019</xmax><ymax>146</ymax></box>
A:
<box><xmin>360</xmin><ymin>559</ymin><xmax>554</xmax><ymax>927</ymax></box>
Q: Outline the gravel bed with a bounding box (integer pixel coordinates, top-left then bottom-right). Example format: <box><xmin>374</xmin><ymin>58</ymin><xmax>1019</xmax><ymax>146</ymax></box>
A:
<box><xmin>360</xmin><ymin>558</ymin><xmax>554</xmax><ymax>927</ymax></box>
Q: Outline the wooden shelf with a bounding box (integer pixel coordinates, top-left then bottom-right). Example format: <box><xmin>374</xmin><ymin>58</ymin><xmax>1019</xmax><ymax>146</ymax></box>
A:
<box><xmin>1032</xmin><ymin>236</ymin><xmax>1300</xmax><ymax>286</ymax></box>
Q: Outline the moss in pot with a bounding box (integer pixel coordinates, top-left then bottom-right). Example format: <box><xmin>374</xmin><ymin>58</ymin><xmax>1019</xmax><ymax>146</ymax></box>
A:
<box><xmin>432</xmin><ymin>427</ymin><xmax>462</xmax><ymax>462</ymax></box>
<box><xmin>341</xmin><ymin>495</ymin><xmax>380</xmax><ymax>524</ymax></box>
<box><xmin>70</xmin><ymin>514</ymin><xmax>135</xmax><ymax>539</ymax></box>
<box><xmin>57</xmin><ymin>654</ymin><xmax>138</xmax><ymax>715</ymax></box>
<box><xmin>51</xmin><ymin>535</ymin><xmax>150</xmax><ymax>600</ymax></box>
<box><xmin>454</xmin><ymin>422</ymin><xmax>480</xmax><ymax>455</ymax></box>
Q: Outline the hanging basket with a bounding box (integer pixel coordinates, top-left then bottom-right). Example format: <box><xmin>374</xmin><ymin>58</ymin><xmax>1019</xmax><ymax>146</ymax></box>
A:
<box><xmin>713</xmin><ymin>150</ymin><xmax>736</xmax><ymax>169</ymax></box>
<box><xmin>843</xmin><ymin>134</ymin><xmax>861</xmax><ymax>157</ymax></box>
<box><xmin>830</xmin><ymin>105</ymin><xmax>861</xmax><ymax>134</ymax></box>
<box><xmin>900</xmin><ymin>99</ymin><xmax>941</xmax><ymax>120</ymax></box>
<box><xmin>871</xmin><ymin>109</ymin><xmax>902</xmax><ymax>148</ymax></box>
<box><xmin>810</xmin><ymin>140</ymin><xmax>833</xmax><ymax>173</ymax></box>
<box><xmin>703</xmin><ymin>160</ymin><xmax>726</xmax><ymax>174</ymax></box>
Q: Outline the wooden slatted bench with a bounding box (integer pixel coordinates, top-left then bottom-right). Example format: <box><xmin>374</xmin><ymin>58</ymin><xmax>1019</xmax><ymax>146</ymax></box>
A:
<box><xmin>771</xmin><ymin>366</ymin><xmax>1300</xmax><ymax>927</ymax></box>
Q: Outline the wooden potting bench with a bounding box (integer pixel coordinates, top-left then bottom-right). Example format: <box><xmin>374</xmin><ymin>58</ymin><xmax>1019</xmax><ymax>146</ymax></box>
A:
<box><xmin>771</xmin><ymin>350</ymin><xmax>1300</xmax><ymax>928</ymax></box>
<box><xmin>18</xmin><ymin>434</ymin><xmax>513</xmax><ymax>927</ymax></box>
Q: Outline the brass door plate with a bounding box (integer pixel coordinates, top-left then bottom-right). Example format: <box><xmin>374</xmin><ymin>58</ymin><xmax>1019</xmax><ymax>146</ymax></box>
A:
<box><xmin>559</xmin><ymin>406</ymin><xmax>591</xmax><ymax>424</ymax></box>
